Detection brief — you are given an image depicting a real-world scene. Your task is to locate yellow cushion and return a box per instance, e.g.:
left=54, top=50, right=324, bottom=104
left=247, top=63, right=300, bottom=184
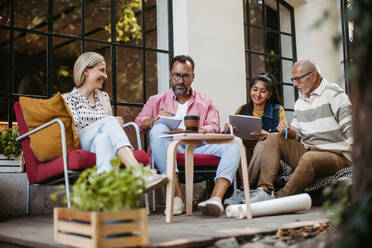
left=19, top=93, right=80, bottom=162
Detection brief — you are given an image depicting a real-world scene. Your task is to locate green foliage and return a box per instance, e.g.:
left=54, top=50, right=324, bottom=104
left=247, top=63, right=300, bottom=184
left=51, top=158, right=151, bottom=211
left=104, top=0, right=143, bottom=43
left=332, top=193, right=372, bottom=248
left=322, top=181, right=352, bottom=226
left=0, top=128, right=22, bottom=159
left=69, top=158, right=147, bottom=211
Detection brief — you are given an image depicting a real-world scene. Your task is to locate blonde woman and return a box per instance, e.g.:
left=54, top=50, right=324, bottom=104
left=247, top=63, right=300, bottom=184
left=63, top=52, right=167, bottom=191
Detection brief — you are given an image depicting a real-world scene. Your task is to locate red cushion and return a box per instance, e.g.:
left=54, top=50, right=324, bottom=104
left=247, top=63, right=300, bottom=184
left=35, top=150, right=149, bottom=183
left=35, top=149, right=96, bottom=183
left=14, top=102, right=150, bottom=184
left=176, top=153, right=220, bottom=167
left=133, top=150, right=150, bottom=165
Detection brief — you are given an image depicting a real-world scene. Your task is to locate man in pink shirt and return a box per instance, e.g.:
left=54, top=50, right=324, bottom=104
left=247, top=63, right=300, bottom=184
left=135, top=55, right=241, bottom=217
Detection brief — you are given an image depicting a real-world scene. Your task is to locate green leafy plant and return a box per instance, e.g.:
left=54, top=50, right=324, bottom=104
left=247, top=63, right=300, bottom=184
left=322, top=181, right=352, bottom=226
left=0, top=127, right=22, bottom=159
left=52, top=158, right=150, bottom=211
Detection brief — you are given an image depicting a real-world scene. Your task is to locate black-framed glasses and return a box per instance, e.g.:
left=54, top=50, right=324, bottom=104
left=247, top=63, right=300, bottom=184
left=290, top=71, right=313, bottom=83
left=171, top=73, right=193, bottom=82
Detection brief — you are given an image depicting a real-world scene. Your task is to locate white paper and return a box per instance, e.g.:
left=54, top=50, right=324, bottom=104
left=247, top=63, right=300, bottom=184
left=158, top=133, right=202, bottom=138
left=226, top=193, right=312, bottom=218
left=158, top=116, right=182, bottom=130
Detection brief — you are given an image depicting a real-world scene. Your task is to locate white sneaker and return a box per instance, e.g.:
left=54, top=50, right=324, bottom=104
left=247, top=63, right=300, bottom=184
left=164, top=196, right=185, bottom=216
left=197, top=197, right=224, bottom=217
left=250, top=187, right=275, bottom=203
left=223, top=189, right=245, bottom=205
left=143, top=170, right=168, bottom=192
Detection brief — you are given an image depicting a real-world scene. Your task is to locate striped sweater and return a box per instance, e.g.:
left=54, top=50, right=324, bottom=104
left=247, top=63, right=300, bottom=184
left=291, top=78, right=352, bottom=161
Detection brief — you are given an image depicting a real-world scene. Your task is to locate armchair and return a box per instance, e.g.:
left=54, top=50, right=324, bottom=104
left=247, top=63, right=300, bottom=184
left=14, top=102, right=150, bottom=214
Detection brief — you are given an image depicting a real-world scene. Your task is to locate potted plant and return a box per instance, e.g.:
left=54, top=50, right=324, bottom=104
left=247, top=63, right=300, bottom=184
left=53, top=158, right=149, bottom=248
left=0, top=127, right=23, bottom=172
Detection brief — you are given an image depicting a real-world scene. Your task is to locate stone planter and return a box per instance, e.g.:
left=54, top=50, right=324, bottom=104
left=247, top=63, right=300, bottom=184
left=54, top=207, right=148, bottom=248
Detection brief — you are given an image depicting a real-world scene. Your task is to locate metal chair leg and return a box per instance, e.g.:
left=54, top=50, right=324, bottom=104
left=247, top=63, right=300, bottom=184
left=151, top=157, right=156, bottom=212
left=233, top=175, right=238, bottom=204
left=26, top=181, right=30, bottom=214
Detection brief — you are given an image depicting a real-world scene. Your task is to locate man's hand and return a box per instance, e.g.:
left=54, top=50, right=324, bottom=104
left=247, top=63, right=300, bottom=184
left=277, top=120, right=296, bottom=139
left=115, top=116, right=124, bottom=126
left=198, top=128, right=206, bottom=134
left=155, top=109, right=174, bottom=120
left=141, top=109, right=175, bottom=131
left=222, top=123, right=236, bottom=134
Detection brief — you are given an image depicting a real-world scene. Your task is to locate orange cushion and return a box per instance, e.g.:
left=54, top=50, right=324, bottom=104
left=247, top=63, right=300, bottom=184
left=19, top=93, right=80, bottom=162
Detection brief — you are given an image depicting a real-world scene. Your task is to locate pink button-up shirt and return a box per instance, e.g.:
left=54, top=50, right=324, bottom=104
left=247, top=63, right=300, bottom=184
left=135, top=89, right=220, bottom=133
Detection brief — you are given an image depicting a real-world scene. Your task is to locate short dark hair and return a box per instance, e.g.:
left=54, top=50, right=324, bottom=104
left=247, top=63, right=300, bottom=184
left=170, top=55, right=195, bottom=72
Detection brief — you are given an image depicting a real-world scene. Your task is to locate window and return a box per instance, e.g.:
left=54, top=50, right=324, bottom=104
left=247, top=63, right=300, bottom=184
left=0, top=0, right=173, bottom=127
left=244, top=0, right=296, bottom=121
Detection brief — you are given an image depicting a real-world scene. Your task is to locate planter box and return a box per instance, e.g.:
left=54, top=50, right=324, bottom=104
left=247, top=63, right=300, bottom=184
left=0, top=154, right=24, bottom=173
left=54, top=207, right=148, bottom=248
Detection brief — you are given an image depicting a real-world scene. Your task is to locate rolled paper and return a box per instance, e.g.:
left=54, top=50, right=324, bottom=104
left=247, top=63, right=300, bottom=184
left=226, top=193, right=312, bottom=218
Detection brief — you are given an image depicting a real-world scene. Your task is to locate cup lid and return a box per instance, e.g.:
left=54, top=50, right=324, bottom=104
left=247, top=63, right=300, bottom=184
left=184, top=115, right=200, bottom=120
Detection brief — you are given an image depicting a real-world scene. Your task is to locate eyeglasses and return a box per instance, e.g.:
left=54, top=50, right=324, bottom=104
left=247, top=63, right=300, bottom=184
left=290, top=71, right=313, bottom=83
left=171, top=73, right=193, bottom=82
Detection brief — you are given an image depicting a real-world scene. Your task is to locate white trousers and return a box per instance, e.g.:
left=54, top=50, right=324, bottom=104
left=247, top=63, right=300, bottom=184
left=78, top=116, right=133, bottom=174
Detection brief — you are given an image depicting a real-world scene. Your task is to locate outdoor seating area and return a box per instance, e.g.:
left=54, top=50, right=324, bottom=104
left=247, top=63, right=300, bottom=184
left=1, top=0, right=367, bottom=247
left=0, top=97, right=352, bottom=247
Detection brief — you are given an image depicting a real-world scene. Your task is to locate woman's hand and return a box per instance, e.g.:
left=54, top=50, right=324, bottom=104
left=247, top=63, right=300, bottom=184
left=251, top=129, right=269, bottom=140
left=115, top=116, right=124, bottom=126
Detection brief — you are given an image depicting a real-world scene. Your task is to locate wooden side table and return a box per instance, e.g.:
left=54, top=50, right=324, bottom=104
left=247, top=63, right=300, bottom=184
left=164, top=134, right=252, bottom=223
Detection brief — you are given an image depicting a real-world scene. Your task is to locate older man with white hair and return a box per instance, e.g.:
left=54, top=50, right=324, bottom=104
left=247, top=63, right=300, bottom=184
left=249, top=59, right=353, bottom=202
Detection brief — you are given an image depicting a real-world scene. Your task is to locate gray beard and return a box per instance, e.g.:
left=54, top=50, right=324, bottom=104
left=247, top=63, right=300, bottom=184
left=172, top=83, right=189, bottom=96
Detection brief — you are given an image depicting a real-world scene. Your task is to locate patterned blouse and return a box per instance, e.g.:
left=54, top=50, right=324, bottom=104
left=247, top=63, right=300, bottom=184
left=62, top=87, right=111, bottom=133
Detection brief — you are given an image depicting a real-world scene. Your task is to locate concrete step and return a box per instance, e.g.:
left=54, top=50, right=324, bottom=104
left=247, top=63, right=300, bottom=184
left=0, top=172, right=209, bottom=218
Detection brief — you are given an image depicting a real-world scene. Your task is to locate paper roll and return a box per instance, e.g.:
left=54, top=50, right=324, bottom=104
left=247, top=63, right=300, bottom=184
left=226, top=193, right=312, bottom=218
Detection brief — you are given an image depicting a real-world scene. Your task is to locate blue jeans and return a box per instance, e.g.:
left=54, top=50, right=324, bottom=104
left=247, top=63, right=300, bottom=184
left=79, top=116, right=133, bottom=174
left=150, top=122, right=241, bottom=183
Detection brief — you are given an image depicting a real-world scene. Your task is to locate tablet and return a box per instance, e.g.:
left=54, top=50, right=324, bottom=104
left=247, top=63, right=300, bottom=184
left=158, top=116, right=182, bottom=130
left=229, top=114, right=262, bottom=140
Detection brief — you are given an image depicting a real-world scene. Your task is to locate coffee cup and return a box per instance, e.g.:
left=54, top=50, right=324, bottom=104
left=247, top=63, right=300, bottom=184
left=184, top=115, right=200, bottom=132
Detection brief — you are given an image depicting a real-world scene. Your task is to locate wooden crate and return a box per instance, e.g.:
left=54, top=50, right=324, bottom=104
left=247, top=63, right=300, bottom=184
left=0, top=154, right=24, bottom=173
left=54, top=207, right=148, bottom=248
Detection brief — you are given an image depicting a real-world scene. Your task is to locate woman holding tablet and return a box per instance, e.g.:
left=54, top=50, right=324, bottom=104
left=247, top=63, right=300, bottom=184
left=224, top=73, right=286, bottom=204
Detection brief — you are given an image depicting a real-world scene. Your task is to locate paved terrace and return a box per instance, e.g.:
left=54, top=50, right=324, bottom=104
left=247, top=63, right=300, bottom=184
left=0, top=172, right=330, bottom=247
left=0, top=207, right=330, bottom=248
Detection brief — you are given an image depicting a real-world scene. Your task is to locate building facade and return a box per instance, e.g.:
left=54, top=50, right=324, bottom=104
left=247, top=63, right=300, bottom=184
left=0, top=0, right=350, bottom=129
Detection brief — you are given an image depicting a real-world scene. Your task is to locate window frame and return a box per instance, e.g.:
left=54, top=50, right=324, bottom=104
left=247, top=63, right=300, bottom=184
left=244, top=0, right=297, bottom=116
left=0, top=0, right=174, bottom=127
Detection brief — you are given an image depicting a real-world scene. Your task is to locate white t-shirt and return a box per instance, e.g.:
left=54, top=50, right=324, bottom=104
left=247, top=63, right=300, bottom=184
left=174, top=101, right=189, bottom=129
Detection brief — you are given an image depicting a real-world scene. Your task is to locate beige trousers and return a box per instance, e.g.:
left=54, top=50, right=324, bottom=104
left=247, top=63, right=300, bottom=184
left=238, top=140, right=265, bottom=188
left=256, top=133, right=352, bottom=198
